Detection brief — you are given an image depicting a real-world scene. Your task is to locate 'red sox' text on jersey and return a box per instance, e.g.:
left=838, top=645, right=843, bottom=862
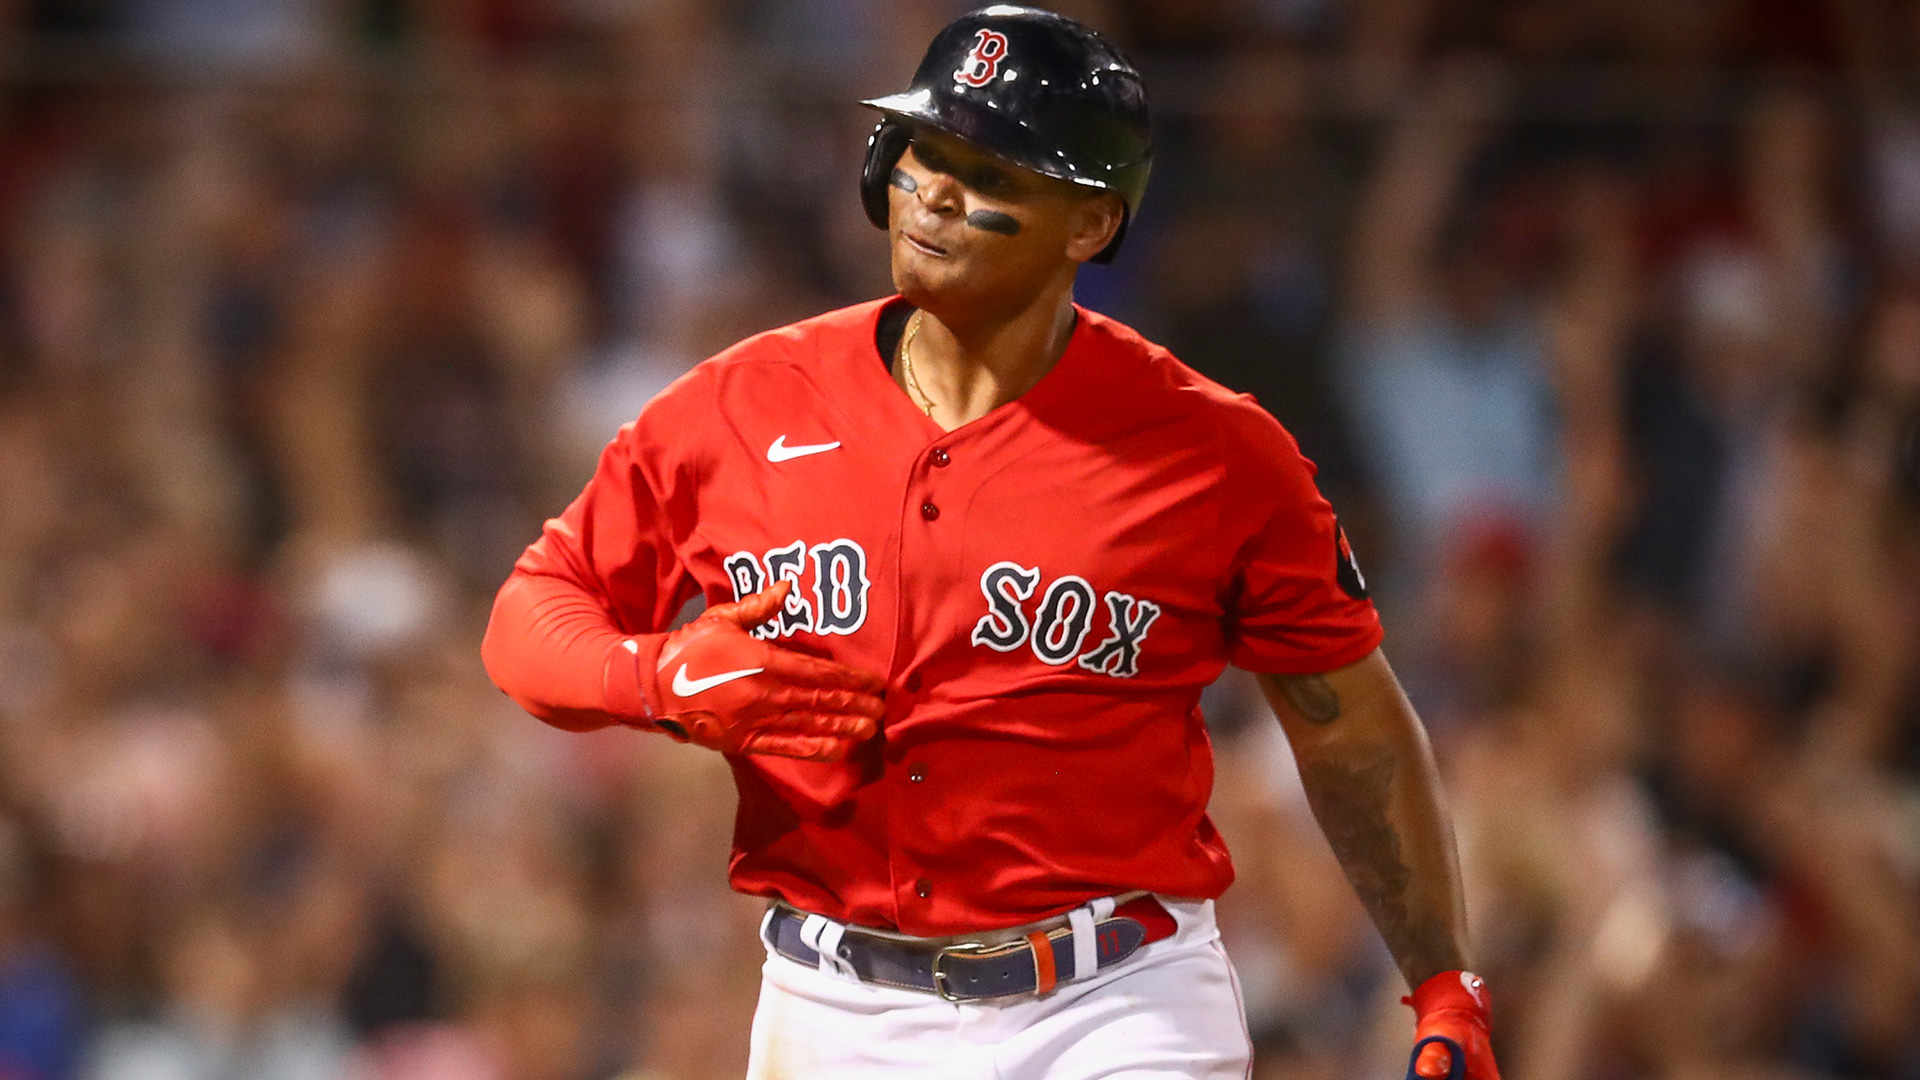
left=482, top=297, right=1382, bottom=937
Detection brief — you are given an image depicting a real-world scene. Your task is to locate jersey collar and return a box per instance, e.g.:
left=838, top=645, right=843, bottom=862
left=847, top=296, right=1107, bottom=446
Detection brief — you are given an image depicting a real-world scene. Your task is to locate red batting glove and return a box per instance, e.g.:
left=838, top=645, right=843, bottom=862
left=640, top=581, right=887, bottom=761
left=1404, top=971, right=1501, bottom=1080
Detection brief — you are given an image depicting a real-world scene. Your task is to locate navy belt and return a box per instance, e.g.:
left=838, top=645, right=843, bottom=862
left=762, top=896, right=1176, bottom=1001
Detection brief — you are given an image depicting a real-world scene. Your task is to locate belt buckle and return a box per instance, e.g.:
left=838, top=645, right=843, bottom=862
left=930, top=940, right=991, bottom=1002
left=931, top=937, right=1039, bottom=1002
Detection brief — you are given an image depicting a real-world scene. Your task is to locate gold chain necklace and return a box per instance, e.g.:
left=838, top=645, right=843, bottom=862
left=899, top=310, right=935, bottom=417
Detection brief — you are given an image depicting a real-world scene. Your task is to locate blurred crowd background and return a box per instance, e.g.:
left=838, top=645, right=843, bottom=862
left=0, top=0, right=1918, bottom=1078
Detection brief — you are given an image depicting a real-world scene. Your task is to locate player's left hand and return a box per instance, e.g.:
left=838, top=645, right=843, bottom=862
left=1404, top=970, right=1501, bottom=1080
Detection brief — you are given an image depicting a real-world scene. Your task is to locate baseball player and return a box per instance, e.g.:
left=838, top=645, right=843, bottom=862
left=483, top=8, right=1500, bottom=1079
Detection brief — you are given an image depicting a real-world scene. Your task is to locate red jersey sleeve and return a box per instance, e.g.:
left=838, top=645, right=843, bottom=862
left=481, top=377, right=703, bottom=730
left=1221, top=406, right=1383, bottom=675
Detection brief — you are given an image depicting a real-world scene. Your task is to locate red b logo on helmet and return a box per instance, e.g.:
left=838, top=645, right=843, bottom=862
left=955, top=29, right=1009, bottom=87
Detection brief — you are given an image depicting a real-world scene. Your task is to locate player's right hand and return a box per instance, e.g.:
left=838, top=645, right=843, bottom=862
left=1404, top=971, right=1501, bottom=1080
left=641, top=581, right=886, bottom=761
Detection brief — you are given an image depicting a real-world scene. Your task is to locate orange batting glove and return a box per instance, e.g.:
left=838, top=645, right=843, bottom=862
left=1404, top=971, right=1500, bottom=1080
left=639, top=581, right=886, bottom=761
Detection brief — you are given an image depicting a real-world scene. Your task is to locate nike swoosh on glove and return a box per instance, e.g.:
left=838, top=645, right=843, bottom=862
left=637, top=581, right=886, bottom=761
left=1404, top=971, right=1501, bottom=1080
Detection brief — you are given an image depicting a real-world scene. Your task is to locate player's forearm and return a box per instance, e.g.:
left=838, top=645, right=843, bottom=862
left=1297, top=722, right=1469, bottom=987
left=482, top=569, right=658, bottom=732
left=1257, top=651, right=1470, bottom=988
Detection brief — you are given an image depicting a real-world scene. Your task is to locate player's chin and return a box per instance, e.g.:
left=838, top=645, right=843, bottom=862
left=900, top=242, right=1005, bottom=294
left=890, top=255, right=967, bottom=308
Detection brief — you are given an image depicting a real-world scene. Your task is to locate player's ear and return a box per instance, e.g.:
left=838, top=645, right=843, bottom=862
left=1064, top=192, right=1125, bottom=264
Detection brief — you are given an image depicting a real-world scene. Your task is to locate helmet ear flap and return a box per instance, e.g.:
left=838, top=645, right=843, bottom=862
left=860, top=120, right=913, bottom=230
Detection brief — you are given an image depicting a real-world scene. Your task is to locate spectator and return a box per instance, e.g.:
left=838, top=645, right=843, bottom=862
left=0, top=819, right=84, bottom=1080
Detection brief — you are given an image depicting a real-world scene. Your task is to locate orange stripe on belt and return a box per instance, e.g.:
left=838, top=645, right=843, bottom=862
left=1026, top=930, right=1057, bottom=995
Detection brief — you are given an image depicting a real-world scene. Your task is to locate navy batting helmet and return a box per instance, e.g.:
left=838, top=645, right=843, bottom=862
left=858, top=5, right=1152, bottom=264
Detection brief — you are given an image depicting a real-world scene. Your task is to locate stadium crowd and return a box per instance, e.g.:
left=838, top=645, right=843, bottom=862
left=0, top=0, right=1917, bottom=1078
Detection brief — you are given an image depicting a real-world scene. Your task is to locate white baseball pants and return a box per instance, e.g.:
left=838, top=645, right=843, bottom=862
left=744, top=898, right=1253, bottom=1080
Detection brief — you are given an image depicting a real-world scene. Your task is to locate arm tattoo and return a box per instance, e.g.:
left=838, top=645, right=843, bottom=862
left=1279, top=673, right=1341, bottom=724
left=1299, top=750, right=1460, bottom=984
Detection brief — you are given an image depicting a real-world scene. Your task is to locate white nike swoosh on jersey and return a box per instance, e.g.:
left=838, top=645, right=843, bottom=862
left=767, top=435, right=842, bottom=462
left=671, top=663, right=765, bottom=696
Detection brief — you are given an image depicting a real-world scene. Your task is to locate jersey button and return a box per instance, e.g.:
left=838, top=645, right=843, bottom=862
left=915, top=878, right=932, bottom=898
left=905, top=672, right=923, bottom=692
left=920, top=501, right=939, bottom=521
left=908, top=764, right=926, bottom=783
left=929, top=448, right=950, bottom=467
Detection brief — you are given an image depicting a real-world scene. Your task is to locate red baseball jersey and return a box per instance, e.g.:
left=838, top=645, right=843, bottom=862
left=483, top=297, right=1381, bottom=935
